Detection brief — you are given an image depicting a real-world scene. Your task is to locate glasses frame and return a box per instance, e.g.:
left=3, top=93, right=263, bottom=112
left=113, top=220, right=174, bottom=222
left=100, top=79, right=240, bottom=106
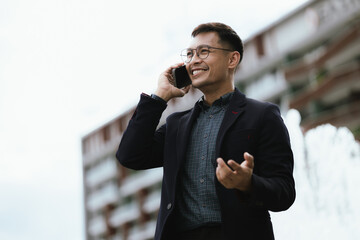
left=180, top=44, right=234, bottom=63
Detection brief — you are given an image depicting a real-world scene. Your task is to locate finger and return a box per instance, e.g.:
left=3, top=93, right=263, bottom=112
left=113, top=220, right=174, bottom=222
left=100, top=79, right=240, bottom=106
left=172, top=62, right=185, bottom=68
left=217, top=158, right=234, bottom=177
left=183, top=85, right=191, bottom=92
left=216, top=160, right=223, bottom=180
left=217, top=158, right=230, bottom=170
left=227, top=160, right=241, bottom=171
left=166, top=62, right=185, bottom=74
left=243, top=152, right=254, bottom=169
left=164, top=72, right=174, bottom=83
left=179, top=86, right=190, bottom=95
left=216, top=158, right=226, bottom=172
left=216, top=160, right=231, bottom=184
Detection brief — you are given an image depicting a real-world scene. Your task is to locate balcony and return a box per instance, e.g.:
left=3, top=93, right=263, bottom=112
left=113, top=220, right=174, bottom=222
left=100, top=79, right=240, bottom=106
left=88, top=215, right=106, bottom=237
left=119, top=168, right=162, bottom=198
left=110, top=202, right=140, bottom=227
left=128, top=220, right=157, bottom=240
left=143, top=190, right=161, bottom=214
left=86, top=156, right=118, bottom=188
left=289, top=63, right=360, bottom=109
left=87, top=182, right=119, bottom=212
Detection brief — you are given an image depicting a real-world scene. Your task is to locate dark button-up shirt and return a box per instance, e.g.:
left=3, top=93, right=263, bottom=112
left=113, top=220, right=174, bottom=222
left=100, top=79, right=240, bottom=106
left=174, top=91, right=234, bottom=232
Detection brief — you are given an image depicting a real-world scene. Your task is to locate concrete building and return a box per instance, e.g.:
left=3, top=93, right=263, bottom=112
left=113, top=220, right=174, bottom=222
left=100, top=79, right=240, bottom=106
left=235, top=0, right=360, bottom=135
left=81, top=89, right=202, bottom=240
left=81, top=0, right=360, bottom=239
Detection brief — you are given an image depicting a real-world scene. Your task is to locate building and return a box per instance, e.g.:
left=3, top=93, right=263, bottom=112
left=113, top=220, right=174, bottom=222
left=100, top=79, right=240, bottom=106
left=81, top=0, right=360, bottom=239
left=81, top=89, right=202, bottom=240
left=235, top=0, right=360, bottom=135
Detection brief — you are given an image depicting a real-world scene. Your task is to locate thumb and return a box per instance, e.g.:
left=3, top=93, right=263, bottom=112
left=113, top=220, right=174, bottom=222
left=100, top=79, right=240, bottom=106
left=243, top=152, right=254, bottom=169
left=179, top=85, right=191, bottom=96
left=216, top=157, right=225, bottom=167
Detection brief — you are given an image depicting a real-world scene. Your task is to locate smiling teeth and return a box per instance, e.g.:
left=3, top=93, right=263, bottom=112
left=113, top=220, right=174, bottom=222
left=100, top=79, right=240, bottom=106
left=192, top=70, right=206, bottom=75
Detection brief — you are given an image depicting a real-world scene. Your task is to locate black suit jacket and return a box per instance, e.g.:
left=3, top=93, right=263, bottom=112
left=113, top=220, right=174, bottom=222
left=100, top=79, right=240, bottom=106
left=117, top=88, right=295, bottom=240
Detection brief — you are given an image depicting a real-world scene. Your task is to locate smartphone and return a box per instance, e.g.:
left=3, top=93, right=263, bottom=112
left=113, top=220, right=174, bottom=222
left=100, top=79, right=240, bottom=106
left=172, top=65, right=192, bottom=88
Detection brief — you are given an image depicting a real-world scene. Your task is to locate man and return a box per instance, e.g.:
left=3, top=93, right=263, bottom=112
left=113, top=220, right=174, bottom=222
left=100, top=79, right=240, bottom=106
left=116, top=22, right=295, bottom=240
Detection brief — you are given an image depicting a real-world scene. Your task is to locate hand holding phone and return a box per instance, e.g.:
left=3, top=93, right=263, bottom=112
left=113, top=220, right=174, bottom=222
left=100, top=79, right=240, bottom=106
left=172, top=65, right=192, bottom=88
left=154, top=64, right=191, bottom=102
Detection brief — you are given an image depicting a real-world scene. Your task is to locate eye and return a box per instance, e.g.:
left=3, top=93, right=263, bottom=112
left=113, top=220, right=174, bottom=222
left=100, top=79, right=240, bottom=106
left=199, top=47, right=210, bottom=56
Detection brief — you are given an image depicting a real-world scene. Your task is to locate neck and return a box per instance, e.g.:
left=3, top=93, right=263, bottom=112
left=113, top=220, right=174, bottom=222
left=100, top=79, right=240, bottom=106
left=202, top=82, right=235, bottom=106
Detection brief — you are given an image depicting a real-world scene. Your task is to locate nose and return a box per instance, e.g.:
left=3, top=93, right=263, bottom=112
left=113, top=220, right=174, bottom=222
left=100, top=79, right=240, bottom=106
left=189, top=50, right=202, bottom=64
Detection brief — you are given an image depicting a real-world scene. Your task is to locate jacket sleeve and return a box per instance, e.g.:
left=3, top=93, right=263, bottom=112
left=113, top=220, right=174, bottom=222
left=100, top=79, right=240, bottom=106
left=247, top=104, right=296, bottom=212
left=116, top=93, right=167, bottom=170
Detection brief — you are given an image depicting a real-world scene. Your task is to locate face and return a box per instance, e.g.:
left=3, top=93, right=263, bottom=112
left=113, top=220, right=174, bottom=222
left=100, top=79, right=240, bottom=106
left=185, top=32, right=233, bottom=91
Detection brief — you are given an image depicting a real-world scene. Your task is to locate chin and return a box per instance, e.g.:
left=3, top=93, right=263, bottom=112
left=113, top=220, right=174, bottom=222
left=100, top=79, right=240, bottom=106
left=190, top=79, right=204, bottom=89
left=191, top=79, right=212, bottom=91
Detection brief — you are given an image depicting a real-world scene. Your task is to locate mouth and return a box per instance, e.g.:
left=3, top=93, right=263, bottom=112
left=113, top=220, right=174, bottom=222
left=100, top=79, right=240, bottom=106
left=191, top=68, right=208, bottom=77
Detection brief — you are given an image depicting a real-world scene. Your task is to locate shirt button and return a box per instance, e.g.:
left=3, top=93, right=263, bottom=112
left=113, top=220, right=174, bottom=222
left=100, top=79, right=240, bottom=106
left=204, top=134, right=208, bottom=138
left=167, top=203, right=172, bottom=210
left=200, top=178, right=204, bottom=183
left=209, top=115, right=213, bottom=118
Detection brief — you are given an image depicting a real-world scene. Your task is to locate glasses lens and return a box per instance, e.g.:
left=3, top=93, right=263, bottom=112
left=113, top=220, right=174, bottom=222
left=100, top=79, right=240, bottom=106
left=197, top=46, right=210, bottom=59
left=181, top=49, right=193, bottom=63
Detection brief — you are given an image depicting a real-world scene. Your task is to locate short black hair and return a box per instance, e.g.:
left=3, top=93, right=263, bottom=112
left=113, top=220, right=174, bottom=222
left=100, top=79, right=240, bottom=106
left=192, top=22, right=244, bottom=62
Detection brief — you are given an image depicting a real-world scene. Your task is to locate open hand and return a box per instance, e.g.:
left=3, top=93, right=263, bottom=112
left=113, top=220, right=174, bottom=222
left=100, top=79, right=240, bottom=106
left=216, top=152, right=254, bottom=191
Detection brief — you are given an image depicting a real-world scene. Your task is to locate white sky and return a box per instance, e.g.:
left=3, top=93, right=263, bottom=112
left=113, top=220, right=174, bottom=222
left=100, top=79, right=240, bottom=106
left=0, top=0, right=308, bottom=239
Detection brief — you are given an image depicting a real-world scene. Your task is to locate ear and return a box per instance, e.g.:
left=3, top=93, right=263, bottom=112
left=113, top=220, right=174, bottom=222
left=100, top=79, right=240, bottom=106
left=228, top=51, right=241, bottom=69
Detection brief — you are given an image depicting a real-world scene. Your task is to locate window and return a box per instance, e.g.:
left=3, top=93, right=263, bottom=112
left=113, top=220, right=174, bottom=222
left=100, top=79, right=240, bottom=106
left=255, top=34, right=265, bottom=57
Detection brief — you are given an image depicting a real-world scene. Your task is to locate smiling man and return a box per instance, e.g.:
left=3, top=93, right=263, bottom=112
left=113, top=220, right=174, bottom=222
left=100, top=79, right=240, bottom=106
left=117, top=22, right=295, bottom=240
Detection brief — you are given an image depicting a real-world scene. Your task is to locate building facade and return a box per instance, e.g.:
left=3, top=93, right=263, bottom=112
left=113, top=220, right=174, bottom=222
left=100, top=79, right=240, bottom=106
left=82, top=0, right=360, bottom=239
left=235, top=0, right=360, bottom=135
left=82, top=89, right=202, bottom=240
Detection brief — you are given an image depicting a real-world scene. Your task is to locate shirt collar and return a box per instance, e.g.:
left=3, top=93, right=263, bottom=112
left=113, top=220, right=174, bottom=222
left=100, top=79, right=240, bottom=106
left=197, top=91, right=234, bottom=110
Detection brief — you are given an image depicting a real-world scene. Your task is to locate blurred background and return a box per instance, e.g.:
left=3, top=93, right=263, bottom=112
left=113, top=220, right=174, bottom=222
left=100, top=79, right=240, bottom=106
left=1, top=0, right=360, bottom=239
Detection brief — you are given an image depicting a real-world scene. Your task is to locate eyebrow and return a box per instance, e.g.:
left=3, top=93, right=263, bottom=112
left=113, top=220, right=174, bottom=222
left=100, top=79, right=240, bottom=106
left=186, top=44, right=210, bottom=50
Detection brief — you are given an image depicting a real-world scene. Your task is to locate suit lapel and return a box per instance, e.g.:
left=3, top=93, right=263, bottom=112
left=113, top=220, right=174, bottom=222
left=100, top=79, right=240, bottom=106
left=216, top=89, right=246, bottom=156
left=175, top=89, right=247, bottom=164
left=176, top=103, right=201, bottom=168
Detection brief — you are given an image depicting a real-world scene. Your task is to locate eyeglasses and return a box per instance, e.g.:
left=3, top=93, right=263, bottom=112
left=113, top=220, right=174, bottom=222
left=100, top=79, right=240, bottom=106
left=180, top=44, right=234, bottom=63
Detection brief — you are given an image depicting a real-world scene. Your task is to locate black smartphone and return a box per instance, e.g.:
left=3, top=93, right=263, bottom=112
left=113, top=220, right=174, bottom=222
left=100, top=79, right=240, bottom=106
left=172, top=65, right=192, bottom=88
